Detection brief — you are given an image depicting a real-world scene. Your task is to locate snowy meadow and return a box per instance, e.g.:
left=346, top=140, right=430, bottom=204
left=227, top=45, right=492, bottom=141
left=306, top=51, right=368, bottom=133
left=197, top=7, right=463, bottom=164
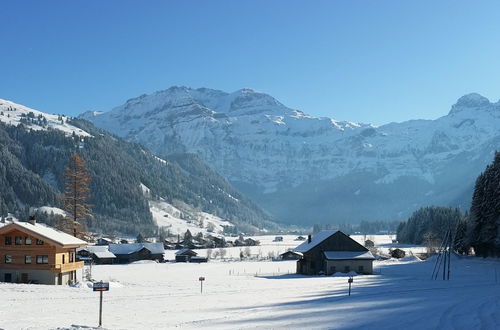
left=1, top=237, right=499, bottom=329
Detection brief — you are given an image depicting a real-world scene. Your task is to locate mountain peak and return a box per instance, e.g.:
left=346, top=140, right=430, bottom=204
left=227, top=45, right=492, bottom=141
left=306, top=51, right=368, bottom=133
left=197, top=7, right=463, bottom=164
left=449, top=93, right=491, bottom=115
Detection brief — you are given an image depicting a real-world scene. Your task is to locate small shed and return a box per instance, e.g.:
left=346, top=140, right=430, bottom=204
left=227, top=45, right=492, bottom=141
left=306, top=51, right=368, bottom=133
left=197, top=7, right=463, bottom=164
left=273, top=236, right=283, bottom=242
left=280, top=251, right=303, bottom=260
left=175, top=248, right=197, bottom=262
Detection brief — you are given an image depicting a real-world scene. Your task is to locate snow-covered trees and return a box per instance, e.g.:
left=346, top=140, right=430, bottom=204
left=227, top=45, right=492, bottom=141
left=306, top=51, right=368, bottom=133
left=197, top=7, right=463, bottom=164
left=397, top=206, right=462, bottom=245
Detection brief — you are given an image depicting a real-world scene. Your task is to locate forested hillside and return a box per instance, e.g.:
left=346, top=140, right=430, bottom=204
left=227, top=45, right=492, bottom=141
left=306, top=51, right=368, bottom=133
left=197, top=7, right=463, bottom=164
left=0, top=119, right=279, bottom=235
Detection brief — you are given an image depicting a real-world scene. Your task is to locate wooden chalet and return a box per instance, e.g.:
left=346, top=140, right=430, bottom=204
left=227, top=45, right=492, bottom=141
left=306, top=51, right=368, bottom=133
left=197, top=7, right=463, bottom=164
left=0, top=219, right=87, bottom=285
left=175, top=248, right=197, bottom=262
left=294, top=231, right=375, bottom=275
left=108, top=243, right=164, bottom=263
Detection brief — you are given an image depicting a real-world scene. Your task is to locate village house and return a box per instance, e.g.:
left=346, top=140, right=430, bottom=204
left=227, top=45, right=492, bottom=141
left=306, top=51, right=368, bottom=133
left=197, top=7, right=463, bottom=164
left=0, top=219, right=87, bottom=285
left=108, top=243, right=164, bottom=263
left=294, top=230, right=375, bottom=275
left=77, top=245, right=116, bottom=264
left=175, top=248, right=197, bottom=262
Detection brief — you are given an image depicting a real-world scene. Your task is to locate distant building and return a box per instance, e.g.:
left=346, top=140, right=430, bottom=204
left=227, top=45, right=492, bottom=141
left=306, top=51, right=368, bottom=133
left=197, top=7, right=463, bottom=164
left=0, top=219, right=87, bottom=284
left=295, top=236, right=306, bottom=241
left=280, top=250, right=303, bottom=260
left=108, top=243, right=164, bottom=263
left=294, top=231, right=375, bottom=275
left=77, top=245, right=116, bottom=264
left=175, top=248, right=197, bottom=262
left=96, top=237, right=114, bottom=246
left=273, top=236, right=283, bottom=242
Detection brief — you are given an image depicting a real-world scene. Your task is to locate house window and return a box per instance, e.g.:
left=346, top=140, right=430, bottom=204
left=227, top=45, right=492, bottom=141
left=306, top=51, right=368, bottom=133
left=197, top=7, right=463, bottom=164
left=25, top=237, right=32, bottom=245
left=5, top=255, right=12, bottom=263
left=69, top=252, right=74, bottom=263
left=15, top=236, right=22, bottom=245
left=36, top=255, right=48, bottom=264
left=36, top=239, right=44, bottom=245
left=330, top=266, right=336, bottom=273
left=25, top=255, right=32, bottom=264
left=4, top=237, right=12, bottom=245
left=358, top=265, right=364, bottom=273
left=62, top=255, right=65, bottom=264
left=344, top=266, right=350, bottom=273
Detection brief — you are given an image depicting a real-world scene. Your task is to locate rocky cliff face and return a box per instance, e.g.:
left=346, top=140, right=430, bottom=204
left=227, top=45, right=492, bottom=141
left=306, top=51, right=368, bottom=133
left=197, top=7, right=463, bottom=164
left=81, top=87, right=500, bottom=224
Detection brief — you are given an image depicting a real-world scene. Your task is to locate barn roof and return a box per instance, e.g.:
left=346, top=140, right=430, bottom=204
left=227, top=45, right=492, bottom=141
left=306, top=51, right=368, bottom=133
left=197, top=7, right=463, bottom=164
left=323, top=251, right=375, bottom=260
left=294, top=230, right=338, bottom=253
left=109, top=243, right=164, bottom=255
left=0, top=221, right=87, bottom=247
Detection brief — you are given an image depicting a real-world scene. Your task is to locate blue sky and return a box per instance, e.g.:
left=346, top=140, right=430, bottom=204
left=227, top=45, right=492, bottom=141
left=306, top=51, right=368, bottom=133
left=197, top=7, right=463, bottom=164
left=1, top=0, right=500, bottom=125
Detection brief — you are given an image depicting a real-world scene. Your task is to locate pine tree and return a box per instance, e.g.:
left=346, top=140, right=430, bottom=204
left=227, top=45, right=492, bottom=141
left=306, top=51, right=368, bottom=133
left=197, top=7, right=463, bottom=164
left=62, top=153, right=92, bottom=237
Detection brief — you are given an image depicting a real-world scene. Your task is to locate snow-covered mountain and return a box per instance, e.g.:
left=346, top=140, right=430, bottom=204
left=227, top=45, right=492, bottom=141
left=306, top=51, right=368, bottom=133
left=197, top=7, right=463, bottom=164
left=81, top=87, right=500, bottom=224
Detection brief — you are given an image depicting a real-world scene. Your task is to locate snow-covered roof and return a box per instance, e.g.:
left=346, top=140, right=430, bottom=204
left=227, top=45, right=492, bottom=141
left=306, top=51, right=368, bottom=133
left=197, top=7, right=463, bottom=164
left=280, top=251, right=303, bottom=256
left=0, top=221, right=87, bottom=247
left=77, top=245, right=110, bottom=253
left=175, top=248, right=197, bottom=256
left=93, top=251, right=116, bottom=259
left=108, top=243, right=164, bottom=255
left=323, top=251, right=375, bottom=260
left=294, top=230, right=338, bottom=253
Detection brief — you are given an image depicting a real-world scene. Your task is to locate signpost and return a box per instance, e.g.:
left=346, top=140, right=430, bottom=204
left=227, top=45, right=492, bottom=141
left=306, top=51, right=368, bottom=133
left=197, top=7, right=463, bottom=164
left=93, top=281, right=110, bottom=327
left=348, top=277, right=353, bottom=296
left=199, top=276, right=205, bottom=294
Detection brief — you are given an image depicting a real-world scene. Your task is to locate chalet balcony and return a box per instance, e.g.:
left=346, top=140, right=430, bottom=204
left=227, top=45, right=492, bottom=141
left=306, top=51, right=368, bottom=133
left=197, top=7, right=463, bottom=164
left=50, top=261, right=84, bottom=273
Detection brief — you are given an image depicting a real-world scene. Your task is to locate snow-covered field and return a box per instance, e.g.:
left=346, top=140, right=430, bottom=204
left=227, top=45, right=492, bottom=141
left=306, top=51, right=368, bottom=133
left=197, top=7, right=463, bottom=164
left=1, top=248, right=500, bottom=329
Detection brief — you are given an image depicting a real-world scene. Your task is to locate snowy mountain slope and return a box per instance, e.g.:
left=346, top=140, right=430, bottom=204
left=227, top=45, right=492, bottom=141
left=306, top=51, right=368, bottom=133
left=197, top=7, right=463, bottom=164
left=0, top=98, right=279, bottom=234
left=0, top=98, right=91, bottom=137
left=81, top=88, right=500, bottom=224
left=141, top=181, right=233, bottom=236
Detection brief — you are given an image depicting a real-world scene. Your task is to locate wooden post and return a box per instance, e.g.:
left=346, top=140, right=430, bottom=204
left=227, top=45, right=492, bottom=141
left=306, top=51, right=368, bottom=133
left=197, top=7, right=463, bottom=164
left=99, top=290, right=103, bottom=327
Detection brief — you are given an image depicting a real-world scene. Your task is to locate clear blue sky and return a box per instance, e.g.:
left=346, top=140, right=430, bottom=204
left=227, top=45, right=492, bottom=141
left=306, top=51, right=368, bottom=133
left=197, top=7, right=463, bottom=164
left=1, top=0, right=500, bottom=125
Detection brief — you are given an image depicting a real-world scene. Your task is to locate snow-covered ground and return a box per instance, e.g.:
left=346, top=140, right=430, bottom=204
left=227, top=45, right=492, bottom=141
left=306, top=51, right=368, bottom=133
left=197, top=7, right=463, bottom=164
left=1, top=234, right=500, bottom=329
left=1, top=255, right=500, bottom=329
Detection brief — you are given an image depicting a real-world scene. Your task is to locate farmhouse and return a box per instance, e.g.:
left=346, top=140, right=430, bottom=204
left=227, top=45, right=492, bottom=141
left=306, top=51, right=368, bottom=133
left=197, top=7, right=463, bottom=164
left=108, top=243, right=164, bottom=263
left=0, top=219, right=87, bottom=284
left=294, top=230, right=375, bottom=275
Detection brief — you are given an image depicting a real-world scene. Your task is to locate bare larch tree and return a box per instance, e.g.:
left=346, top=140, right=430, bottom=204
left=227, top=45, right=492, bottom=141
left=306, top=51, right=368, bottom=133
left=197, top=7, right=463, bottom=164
left=62, top=153, right=91, bottom=237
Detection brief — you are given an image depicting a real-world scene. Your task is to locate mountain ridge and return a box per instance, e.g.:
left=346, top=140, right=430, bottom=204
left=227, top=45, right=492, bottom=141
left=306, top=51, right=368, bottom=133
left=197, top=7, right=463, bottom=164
left=79, top=87, right=500, bottom=225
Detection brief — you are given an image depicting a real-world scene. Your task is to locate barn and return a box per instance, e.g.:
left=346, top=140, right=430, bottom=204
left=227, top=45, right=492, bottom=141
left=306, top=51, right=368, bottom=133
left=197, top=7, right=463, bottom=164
left=294, top=230, right=375, bottom=275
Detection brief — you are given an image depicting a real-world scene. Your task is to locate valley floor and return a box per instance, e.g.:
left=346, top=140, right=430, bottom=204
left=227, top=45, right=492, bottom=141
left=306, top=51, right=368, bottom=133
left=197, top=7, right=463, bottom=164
left=1, top=255, right=500, bottom=329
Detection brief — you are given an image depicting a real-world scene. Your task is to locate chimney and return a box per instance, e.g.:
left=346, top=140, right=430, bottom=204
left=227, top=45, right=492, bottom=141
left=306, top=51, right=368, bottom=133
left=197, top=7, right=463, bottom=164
left=308, top=234, right=311, bottom=243
left=28, top=215, right=36, bottom=225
